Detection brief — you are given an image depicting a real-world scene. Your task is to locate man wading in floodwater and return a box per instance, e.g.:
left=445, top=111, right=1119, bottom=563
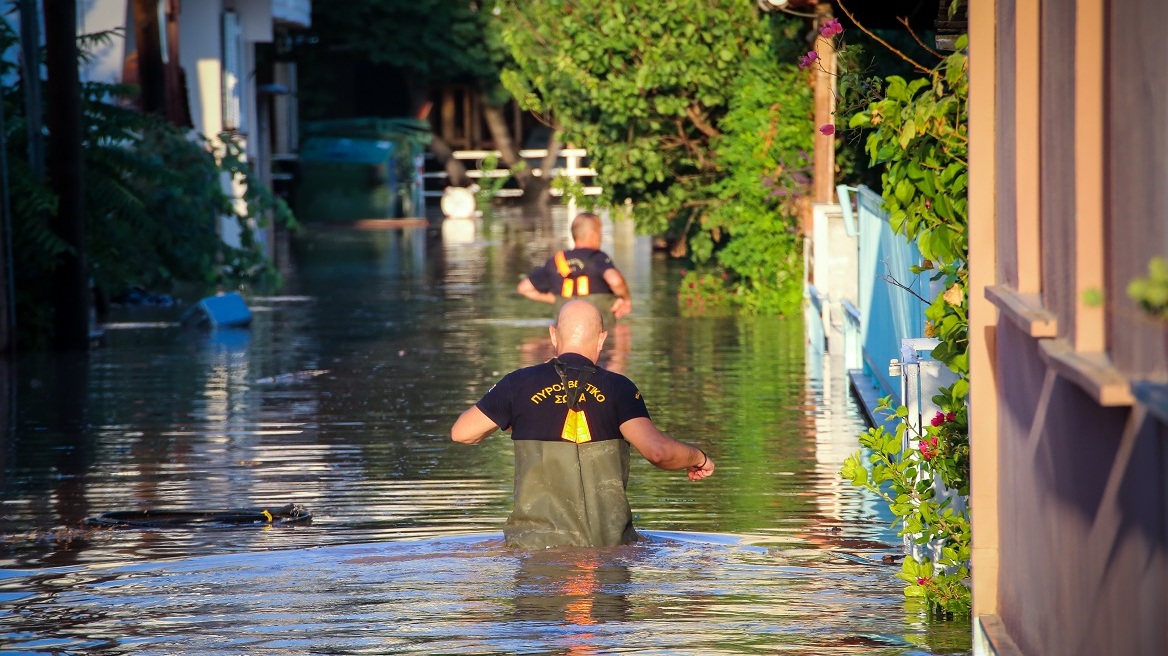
left=517, top=212, right=633, bottom=329
left=451, top=300, right=715, bottom=548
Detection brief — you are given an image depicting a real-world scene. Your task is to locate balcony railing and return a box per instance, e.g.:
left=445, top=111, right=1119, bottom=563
left=422, top=149, right=599, bottom=199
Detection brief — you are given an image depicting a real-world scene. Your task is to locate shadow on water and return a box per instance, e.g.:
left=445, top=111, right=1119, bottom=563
left=0, top=206, right=971, bottom=654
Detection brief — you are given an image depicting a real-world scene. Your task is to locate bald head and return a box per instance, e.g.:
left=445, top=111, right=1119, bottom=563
left=570, top=213, right=602, bottom=248
left=551, top=300, right=607, bottom=362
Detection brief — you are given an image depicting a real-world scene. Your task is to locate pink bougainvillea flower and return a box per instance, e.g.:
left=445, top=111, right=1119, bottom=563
left=798, top=50, right=819, bottom=69
left=919, top=436, right=939, bottom=459
left=819, top=124, right=836, bottom=136
left=820, top=18, right=843, bottom=37
left=919, top=441, right=933, bottom=459
left=931, top=411, right=945, bottom=427
left=946, top=411, right=956, bottom=422
left=917, top=576, right=930, bottom=585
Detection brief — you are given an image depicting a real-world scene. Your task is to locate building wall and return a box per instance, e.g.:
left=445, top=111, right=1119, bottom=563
left=1106, top=0, right=1168, bottom=378
left=972, top=0, right=1168, bottom=653
left=178, top=0, right=224, bottom=139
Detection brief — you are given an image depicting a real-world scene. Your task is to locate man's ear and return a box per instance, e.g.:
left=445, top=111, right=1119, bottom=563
left=597, top=330, right=608, bottom=353
left=549, top=325, right=559, bottom=350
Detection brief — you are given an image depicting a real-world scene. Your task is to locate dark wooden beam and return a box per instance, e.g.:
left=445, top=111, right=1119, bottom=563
left=43, top=0, right=89, bottom=350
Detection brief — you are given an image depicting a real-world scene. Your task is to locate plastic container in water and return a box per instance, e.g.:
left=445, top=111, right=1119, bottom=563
left=293, top=117, right=432, bottom=223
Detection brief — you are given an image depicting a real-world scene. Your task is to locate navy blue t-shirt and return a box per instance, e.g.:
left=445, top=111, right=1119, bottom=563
left=476, top=352, right=650, bottom=442
left=526, top=248, right=617, bottom=296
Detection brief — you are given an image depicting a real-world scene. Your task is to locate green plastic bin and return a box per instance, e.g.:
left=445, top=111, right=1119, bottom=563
left=293, top=117, right=432, bottom=223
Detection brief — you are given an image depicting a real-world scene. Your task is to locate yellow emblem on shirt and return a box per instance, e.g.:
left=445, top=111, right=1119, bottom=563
left=561, top=408, right=593, bottom=444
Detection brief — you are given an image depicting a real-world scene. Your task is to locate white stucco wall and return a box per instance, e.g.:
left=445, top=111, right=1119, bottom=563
left=178, top=0, right=224, bottom=139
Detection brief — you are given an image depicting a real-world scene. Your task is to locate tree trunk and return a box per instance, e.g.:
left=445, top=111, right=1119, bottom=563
left=404, top=78, right=469, bottom=189
left=481, top=97, right=529, bottom=188
left=524, top=130, right=562, bottom=207
left=44, top=0, right=89, bottom=351
left=428, top=134, right=470, bottom=187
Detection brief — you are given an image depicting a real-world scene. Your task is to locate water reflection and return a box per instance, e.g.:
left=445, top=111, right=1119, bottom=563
left=0, top=532, right=970, bottom=655
left=0, top=207, right=971, bottom=654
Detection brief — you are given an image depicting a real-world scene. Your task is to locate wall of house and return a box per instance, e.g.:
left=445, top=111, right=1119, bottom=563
left=972, top=0, right=1168, bottom=654
left=178, top=0, right=223, bottom=139
left=995, top=320, right=1166, bottom=654
left=1106, top=0, right=1168, bottom=379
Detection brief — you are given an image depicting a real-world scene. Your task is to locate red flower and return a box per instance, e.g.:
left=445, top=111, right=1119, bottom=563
left=930, top=411, right=944, bottom=427
left=689, top=282, right=695, bottom=289
left=916, top=576, right=930, bottom=585
left=946, top=412, right=956, bottom=422
left=819, top=124, right=836, bottom=136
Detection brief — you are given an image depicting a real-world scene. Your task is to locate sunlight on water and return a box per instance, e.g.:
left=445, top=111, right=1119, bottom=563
left=2, top=532, right=957, bottom=655
left=0, top=207, right=971, bottom=654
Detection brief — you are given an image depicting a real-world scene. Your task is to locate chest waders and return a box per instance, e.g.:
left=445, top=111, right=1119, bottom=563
left=553, top=357, right=597, bottom=527
left=504, top=360, right=637, bottom=549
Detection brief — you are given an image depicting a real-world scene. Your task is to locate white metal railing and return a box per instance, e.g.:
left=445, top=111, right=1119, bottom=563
left=422, top=148, right=601, bottom=199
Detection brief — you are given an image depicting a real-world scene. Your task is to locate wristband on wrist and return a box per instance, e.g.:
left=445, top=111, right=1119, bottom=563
left=695, top=448, right=708, bottom=469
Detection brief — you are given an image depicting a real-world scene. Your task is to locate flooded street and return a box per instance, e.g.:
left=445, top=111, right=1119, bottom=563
left=0, top=207, right=971, bottom=654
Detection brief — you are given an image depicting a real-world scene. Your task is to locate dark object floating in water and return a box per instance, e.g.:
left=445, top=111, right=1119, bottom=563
left=83, top=503, right=312, bottom=528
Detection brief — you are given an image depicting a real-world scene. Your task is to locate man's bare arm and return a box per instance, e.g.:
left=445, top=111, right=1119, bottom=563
left=451, top=406, right=501, bottom=444
left=517, top=277, right=556, bottom=304
left=602, top=268, right=632, bottom=318
left=620, top=417, right=714, bottom=481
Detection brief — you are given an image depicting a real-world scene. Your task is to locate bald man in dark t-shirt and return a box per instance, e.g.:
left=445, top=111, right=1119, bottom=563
left=451, top=300, right=715, bottom=548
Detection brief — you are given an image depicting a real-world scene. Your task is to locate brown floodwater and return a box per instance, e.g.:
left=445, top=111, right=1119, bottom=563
left=0, top=207, right=971, bottom=654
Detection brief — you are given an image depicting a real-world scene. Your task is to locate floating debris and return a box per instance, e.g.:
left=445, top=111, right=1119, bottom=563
left=83, top=503, right=313, bottom=528
left=254, top=369, right=330, bottom=384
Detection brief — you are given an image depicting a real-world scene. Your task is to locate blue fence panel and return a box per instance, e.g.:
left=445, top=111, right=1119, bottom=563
left=848, top=186, right=929, bottom=405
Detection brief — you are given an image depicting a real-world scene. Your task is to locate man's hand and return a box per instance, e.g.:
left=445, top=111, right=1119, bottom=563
left=611, top=296, right=632, bottom=318
left=602, top=269, right=632, bottom=317
left=688, top=453, right=715, bottom=481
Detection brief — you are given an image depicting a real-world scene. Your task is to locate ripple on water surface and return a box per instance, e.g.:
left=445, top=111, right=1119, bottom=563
left=0, top=531, right=969, bottom=655
left=0, top=212, right=971, bottom=654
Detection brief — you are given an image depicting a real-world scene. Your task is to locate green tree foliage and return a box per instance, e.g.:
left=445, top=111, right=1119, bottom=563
left=499, top=1, right=766, bottom=235
left=307, top=0, right=503, bottom=82
left=299, top=0, right=508, bottom=114
left=703, top=49, right=811, bottom=315
left=2, top=23, right=292, bottom=348
left=499, top=3, right=812, bottom=315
